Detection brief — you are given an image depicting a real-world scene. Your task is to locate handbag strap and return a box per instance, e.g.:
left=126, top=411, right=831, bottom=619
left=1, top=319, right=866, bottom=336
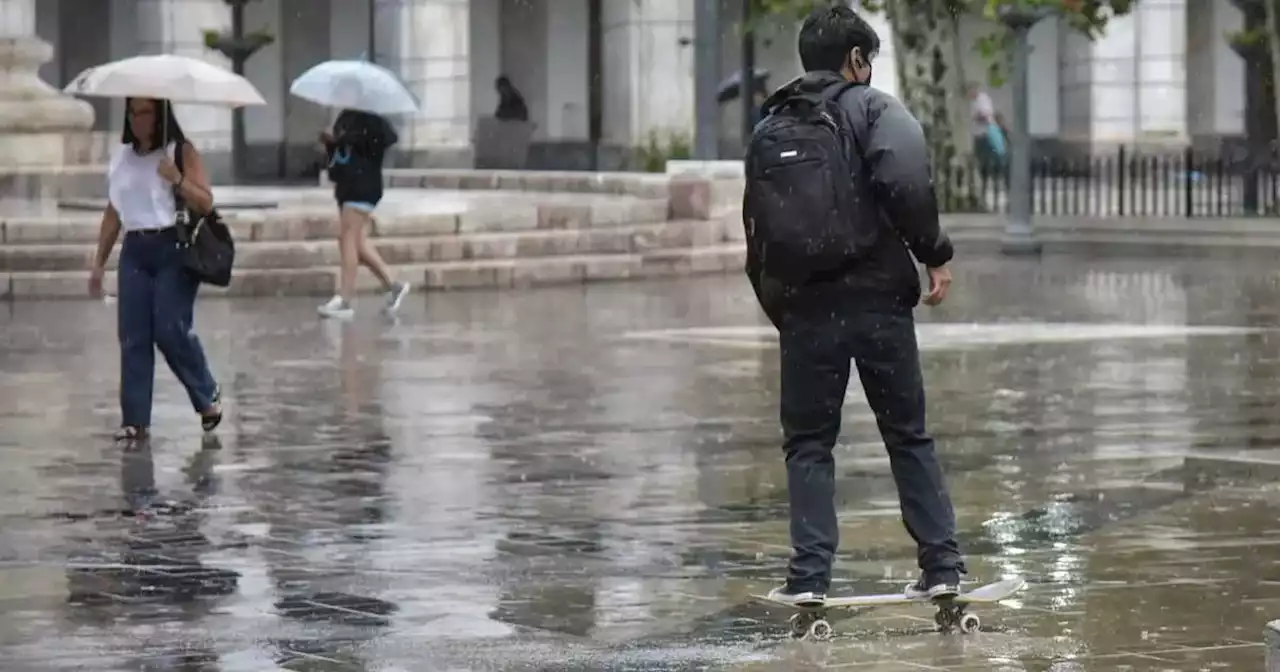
left=171, top=141, right=189, bottom=216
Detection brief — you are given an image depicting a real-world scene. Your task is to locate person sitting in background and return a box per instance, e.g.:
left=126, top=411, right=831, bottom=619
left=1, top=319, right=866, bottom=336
left=494, top=75, right=529, bottom=122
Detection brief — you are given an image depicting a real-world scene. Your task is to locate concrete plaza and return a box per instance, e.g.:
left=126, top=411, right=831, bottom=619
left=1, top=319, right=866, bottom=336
left=1, top=255, right=1279, bottom=670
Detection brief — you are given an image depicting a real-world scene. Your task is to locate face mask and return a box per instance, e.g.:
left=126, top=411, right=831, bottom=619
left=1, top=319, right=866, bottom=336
left=848, top=51, right=874, bottom=85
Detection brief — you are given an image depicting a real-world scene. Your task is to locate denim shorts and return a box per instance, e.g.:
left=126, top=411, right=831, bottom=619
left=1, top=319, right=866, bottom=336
left=341, top=201, right=377, bottom=213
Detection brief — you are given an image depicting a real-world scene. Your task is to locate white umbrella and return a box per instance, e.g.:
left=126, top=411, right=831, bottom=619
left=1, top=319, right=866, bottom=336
left=64, top=54, right=266, bottom=107
left=289, top=60, right=419, bottom=115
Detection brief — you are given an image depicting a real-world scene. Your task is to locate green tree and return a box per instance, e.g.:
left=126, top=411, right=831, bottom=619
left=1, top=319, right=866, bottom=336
left=748, top=0, right=1137, bottom=181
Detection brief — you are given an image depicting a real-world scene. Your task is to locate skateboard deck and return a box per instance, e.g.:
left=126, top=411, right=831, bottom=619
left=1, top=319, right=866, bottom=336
left=750, top=578, right=1026, bottom=640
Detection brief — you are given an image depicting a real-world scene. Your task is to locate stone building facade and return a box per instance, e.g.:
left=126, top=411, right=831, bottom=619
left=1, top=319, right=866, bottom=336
left=2, top=0, right=1256, bottom=181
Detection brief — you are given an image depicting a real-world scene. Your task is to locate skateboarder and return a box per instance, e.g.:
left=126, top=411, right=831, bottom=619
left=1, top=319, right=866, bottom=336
left=742, top=5, right=966, bottom=607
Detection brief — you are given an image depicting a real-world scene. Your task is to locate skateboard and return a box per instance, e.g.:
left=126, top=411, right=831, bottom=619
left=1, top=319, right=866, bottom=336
left=750, top=577, right=1026, bottom=641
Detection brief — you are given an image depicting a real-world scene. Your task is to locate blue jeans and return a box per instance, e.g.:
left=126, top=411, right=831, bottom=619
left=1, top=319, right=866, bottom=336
left=778, top=309, right=964, bottom=593
left=117, top=228, right=218, bottom=428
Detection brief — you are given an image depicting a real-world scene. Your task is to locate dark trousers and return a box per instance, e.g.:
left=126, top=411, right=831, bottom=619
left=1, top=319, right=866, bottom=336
left=117, top=228, right=218, bottom=428
left=779, top=309, right=964, bottom=593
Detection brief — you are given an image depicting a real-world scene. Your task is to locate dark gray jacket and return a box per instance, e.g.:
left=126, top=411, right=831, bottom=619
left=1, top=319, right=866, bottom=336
left=745, top=72, right=953, bottom=323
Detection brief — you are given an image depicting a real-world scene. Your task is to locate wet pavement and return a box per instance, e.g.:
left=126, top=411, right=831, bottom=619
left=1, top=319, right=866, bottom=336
left=3, top=254, right=1280, bottom=671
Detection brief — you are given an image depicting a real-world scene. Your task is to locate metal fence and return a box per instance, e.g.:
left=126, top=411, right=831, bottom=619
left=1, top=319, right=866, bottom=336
left=935, top=147, right=1280, bottom=217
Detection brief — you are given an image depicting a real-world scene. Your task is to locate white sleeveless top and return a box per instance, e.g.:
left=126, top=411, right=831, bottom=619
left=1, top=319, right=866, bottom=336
left=107, top=142, right=178, bottom=232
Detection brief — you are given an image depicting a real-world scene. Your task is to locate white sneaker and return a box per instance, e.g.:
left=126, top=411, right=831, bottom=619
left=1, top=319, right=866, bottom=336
left=317, top=295, right=354, bottom=320
left=766, top=585, right=827, bottom=608
left=384, top=281, right=410, bottom=314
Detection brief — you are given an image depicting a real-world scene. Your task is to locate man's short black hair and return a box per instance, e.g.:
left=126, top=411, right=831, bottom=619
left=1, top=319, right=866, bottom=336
left=797, top=5, right=880, bottom=73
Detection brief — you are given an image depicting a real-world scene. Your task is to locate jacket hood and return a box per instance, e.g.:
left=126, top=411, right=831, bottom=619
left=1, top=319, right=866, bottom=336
left=761, top=71, right=848, bottom=114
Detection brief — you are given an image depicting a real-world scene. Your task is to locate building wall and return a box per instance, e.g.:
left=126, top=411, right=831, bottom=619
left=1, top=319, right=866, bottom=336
left=601, top=0, right=696, bottom=149
left=1187, top=0, right=1246, bottom=155
left=32, top=0, right=1256, bottom=176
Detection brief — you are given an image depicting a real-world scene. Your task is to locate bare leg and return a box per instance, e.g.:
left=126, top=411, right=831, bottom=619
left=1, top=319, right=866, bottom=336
left=356, top=216, right=394, bottom=291
left=338, top=205, right=361, bottom=300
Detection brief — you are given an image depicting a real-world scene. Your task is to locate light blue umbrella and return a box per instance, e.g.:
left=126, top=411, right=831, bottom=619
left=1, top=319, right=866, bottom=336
left=289, top=59, right=419, bottom=115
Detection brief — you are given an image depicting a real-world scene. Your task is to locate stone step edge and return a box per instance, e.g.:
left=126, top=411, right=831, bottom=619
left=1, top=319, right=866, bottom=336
left=3, top=245, right=748, bottom=299
left=383, top=169, right=674, bottom=199
left=1, top=221, right=734, bottom=272
left=0, top=210, right=680, bottom=246
left=0, top=218, right=722, bottom=257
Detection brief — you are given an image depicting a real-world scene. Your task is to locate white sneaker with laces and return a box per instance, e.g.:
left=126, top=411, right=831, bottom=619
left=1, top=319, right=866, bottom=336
left=766, top=585, right=827, bottom=608
left=317, top=295, right=355, bottom=320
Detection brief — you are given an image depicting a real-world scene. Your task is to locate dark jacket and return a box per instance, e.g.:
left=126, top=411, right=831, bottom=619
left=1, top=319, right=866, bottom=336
left=495, top=90, right=529, bottom=122
left=326, top=109, right=398, bottom=204
left=744, top=72, right=954, bottom=324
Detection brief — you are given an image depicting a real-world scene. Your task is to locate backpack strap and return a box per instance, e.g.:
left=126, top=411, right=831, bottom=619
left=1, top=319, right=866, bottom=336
left=821, top=80, right=871, bottom=158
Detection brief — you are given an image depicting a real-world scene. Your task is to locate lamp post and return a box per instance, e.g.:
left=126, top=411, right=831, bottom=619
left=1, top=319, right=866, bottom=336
left=694, top=0, right=722, bottom=160
left=995, top=5, right=1052, bottom=256
left=740, top=0, right=756, bottom=148
left=367, top=0, right=377, bottom=63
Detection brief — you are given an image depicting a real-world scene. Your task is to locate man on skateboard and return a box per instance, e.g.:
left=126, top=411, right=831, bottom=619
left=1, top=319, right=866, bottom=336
left=741, top=5, right=966, bottom=608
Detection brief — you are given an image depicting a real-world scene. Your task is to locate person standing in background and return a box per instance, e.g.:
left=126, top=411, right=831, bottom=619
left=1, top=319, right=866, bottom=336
left=968, top=83, right=1008, bottom=177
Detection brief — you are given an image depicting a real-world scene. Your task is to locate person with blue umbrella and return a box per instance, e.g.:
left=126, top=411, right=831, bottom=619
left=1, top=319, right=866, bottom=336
left=291, top=60, right=419, bottom=320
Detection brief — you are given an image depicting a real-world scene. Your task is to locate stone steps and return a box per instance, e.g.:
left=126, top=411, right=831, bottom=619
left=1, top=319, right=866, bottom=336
left=383, top=169, right=674, bottom=198
left=0, top=197, right=671, bottom=246
left=4, top=244, right=747, bottom=299
left=0, top=219, right=731, bottom=272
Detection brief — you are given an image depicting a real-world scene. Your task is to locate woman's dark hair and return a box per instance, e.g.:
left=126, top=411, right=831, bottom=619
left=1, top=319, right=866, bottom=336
left=121, top=97, right=187, bottom=151
left=798, top=5, right=880, bottom=74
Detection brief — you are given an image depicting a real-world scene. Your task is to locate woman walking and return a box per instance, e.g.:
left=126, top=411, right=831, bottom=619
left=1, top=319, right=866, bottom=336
left=88, top=97, right=223, bottom=445
left=317, top=108, right=409, bottom=320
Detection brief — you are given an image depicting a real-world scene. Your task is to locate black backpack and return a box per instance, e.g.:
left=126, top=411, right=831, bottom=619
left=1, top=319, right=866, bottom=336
left=743, top=80, right=868, bottom=285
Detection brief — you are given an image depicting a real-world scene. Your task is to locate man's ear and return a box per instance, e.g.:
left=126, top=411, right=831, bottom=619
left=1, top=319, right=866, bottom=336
left=849, top=47, right=863, bottom=69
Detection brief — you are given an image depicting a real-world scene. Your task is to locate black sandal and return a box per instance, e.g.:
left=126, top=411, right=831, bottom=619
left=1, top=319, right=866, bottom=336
left=114, top=425, right=149, bottom=448
left=200, top=386, right=223, bottom=433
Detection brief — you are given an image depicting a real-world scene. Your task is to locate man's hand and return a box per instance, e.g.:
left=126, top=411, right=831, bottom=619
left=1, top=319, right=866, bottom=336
left=923, top=265, right=951, bottom=306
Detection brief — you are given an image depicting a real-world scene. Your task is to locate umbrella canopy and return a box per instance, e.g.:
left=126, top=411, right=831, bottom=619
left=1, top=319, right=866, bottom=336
left=64, top=54, right=266, bottom=107
left=289, top=60, right=420, bottom=116
left=716, top=68, right=772, bottom=104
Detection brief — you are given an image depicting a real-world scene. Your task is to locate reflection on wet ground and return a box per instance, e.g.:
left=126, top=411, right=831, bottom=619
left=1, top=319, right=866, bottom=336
left=2, top=255, right=1280, bottom=670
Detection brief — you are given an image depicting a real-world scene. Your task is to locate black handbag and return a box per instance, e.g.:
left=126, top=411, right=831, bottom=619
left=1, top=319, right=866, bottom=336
left=173, top=145, right=235, bottom=287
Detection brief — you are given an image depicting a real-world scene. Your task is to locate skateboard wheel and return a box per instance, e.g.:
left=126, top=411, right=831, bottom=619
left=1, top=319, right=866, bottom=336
left=958, top=613, right=980, bottom=634
left=807, top=619, right=833, bottom=641
left=934, top=609, right=955, bottom=630
left=788, top=613, right=810, bottom=638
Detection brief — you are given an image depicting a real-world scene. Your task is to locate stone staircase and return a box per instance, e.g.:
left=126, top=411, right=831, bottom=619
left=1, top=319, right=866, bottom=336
left=0, top=175, right=747, bottom=300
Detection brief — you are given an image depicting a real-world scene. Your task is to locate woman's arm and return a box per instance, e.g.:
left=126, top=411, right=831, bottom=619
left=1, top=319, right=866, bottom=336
left=93, top=203, right=121, bottom=270
left=173, top=142, right=214, bottom=214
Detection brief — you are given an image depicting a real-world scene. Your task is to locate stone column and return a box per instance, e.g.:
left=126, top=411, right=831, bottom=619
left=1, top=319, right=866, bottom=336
left=0, top=0, right=94, bottom=167
left=601, top=0, right=696, bottom=152
left=387, top=0, right=473, bottom=167
left=136, top=0, right=234, bottom=178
